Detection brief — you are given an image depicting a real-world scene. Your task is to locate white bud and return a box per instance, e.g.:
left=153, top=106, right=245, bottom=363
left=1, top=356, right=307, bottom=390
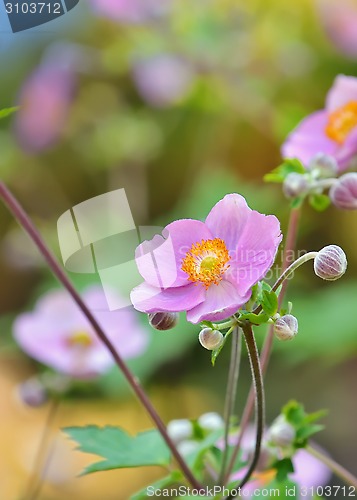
left=308, top=153, right=338, bottom=177
left=148, top=312, right=179, bottom=330
left=329, top=173, right=357, bottom=210
left=199, top=328, right=224, bottom=350
left=283, top=173, right=309, bottom=199
left=17, top=378, right=48, bottom=408
left=167, top=419, right=193, bottom=444
left=198, top=412, right=224, bottom=432
left=314, top=245, right=347, bottom=281
left=267, top=415, right=296, bottom=448
left=274, top=314, right=298, bottom=341
left=177, top=440, right=200, bottom=457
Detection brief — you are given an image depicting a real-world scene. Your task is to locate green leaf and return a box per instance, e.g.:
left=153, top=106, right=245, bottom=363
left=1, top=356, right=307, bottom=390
left=296, top=424, right=325, bottom=444
left=239, top=312, right=270, bottom=325
left=64, top=425, right=171, bottom=475
left=309, top=193, right=331, bottom=212
left=184, top=429, right=224, bottom=473
left=282, top=400, right=306, bottom=427
left=131, top=470, right=183, bottom=499
left=260, top=290, right=279, bottom=316
left=264, top=158, right=305, bottom=183
left=0, top=106, right=19, bottom=119
left=273, top=457, right=294, bottom=482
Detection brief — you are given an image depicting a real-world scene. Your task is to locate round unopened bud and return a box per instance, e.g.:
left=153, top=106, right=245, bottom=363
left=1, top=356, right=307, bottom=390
left=274, top=314, right=298, bottom=341
left=314, top=245, right=347, bottom=281
left=198, top=412, right=224, bottom=432
left=177, top=440, right=200, bottom=457
left=330, top=173, right=357, bottom=210
left=17, top=378, right=48, bottom=408
left=283, top=173, right=309, bottom=199
left=267, top=415, right=296, bottom=448
left=198, top=328, right=224, bottom=350
left=167, top=419, right=193, bottom=444
left=308, top=153, right=338, bottom=178
left=148, top=312, right=179, bottom=330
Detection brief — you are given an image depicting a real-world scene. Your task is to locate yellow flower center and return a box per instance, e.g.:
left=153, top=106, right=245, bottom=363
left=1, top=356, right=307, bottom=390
left=181, top=238, right=230, bottom=289
left=325, top=101, right=357, bottom=144
left=68, top=330, right=93, bottom=347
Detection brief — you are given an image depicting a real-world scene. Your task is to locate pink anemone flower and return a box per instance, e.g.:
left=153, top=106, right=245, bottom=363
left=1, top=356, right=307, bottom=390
left=318, top=0, right=357, bottom=59
left=282, top=75, right=357, bottom=172
left=130, top=194, right=282, bottom=324
left=14, top=286, right=148, bottom=379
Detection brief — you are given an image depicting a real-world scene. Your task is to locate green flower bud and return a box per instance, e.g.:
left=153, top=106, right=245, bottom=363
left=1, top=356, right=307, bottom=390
left=198, top=328, right=223, bottom=350
left=148, top=312, right=179, bottom=330
left=314, top=245, right=347, bottom=281
left=274, top=314, right=298, bottom=341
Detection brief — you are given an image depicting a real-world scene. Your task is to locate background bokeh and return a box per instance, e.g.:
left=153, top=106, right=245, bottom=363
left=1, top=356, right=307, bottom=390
left=0, top=0, right=356, bottom=498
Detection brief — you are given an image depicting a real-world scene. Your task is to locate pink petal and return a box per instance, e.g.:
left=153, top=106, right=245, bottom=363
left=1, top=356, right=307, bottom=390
left=205, top=194, right=252, bottom=253
left=326, top=74, right=357, bottom=112
left=187, top=279, right=251, bottom=323
left=282, top=111, right=337, bottom=166
left=135, top=219, right=213, bottom=288
left=229, top=211, right=282, bottom=297
left=335, top=126, right=357, bottom=170
left=130, top=282, right=205, bottom=313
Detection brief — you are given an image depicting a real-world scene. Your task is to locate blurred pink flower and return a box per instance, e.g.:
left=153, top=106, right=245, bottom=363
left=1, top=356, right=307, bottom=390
left=14, top=286, right=148, bottom=379
left=318, top=0, right=357, bottom=58
left=131, top=194, right=282, bottom=324
left=89, top=0, right=168, bottom=24
left=14, top=65, right=75, bottom=152
left=132, top=55, right=193, bottom=108
left=282, top=75, right=357, bottom=171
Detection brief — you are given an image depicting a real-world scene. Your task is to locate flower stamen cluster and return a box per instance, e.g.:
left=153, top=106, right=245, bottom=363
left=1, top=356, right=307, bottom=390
left=325, top=101, right=357, bottom=144
left=181, top=238, right=230, bottom=289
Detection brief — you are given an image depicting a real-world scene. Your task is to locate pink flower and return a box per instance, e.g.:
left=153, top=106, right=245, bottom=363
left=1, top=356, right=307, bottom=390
left=318, top=0, right=357, bottom=59
left=14, top=65, right=75, bottom=152
left=130, top=194, right=282, bottom=324
left=89, top=0, right=168, bottom=24
left=282, top=75, right=357, bottom=171
left=14, top=286, right=148, bottom=379
left=132, top=55, right=193, bottom=108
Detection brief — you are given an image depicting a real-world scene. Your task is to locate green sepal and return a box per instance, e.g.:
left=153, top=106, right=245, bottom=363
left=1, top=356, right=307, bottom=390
left=272, top=457, right=295, bottom=482
left=239, top=311, right=270, bottom=325
left=63, top=425, right=171, bottom=475
left=264, top=158, right=305, bottom=183
left=309, top=193, right=331, bottom=212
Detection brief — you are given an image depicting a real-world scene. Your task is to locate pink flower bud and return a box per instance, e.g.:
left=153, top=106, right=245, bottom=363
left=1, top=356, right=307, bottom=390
left=148, top=311, right=179, bottom=330
left=330, top=173, right=357, bottom=210
left=17, top=378, right=48, bottom=408
left=267, top=415, right=296, bottom=448
left=198, top=328, right=223, bottom=350
left=283, top=173, right=309, bottom=199
left=274, top=314, right=298, bottom=341
left=314, top=245, right=347, bottom=281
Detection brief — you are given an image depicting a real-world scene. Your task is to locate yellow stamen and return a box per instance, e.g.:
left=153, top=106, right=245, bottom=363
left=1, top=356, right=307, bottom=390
left=325, top=101, right=357, bottom=144
left=181, top=238, right=230, bottom=289
left=68, top=330, right=92, bottom=347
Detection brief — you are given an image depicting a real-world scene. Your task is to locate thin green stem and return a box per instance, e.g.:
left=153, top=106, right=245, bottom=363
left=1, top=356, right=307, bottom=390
left=224, top=208, right=301, bottom=484
left=218, top=327, right=242, bottom=486
left=24, top=398, right=60, bottom=500
left=225, top=324, right=265, bottom=499
left=306, top=445, right=357, bottom=489
left=0, top=181, right=202, bottom=491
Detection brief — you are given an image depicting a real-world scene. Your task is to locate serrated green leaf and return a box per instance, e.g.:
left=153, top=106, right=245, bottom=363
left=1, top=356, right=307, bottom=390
left=303, top=409, right=328, bottom=424
left=264, top=158, right=305, bottom=183
left=273, top=457, right=294, bottom=483
left=296, top=424, right=325, bottom=443
left=131, top=470, right=183, bottom=499
left=309, top=193, right=331, bottom=212
left=64, top=425, right=171, bottom=475
left=0, top=106, right=19, bottom=119
left=260, top=290, right=279, bottom=316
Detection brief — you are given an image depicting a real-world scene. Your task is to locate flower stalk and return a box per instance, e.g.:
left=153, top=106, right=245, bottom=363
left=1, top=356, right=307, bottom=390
left=0, top=181, right=202, bottom=491
left=306, top=445, right=357, bottom=489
